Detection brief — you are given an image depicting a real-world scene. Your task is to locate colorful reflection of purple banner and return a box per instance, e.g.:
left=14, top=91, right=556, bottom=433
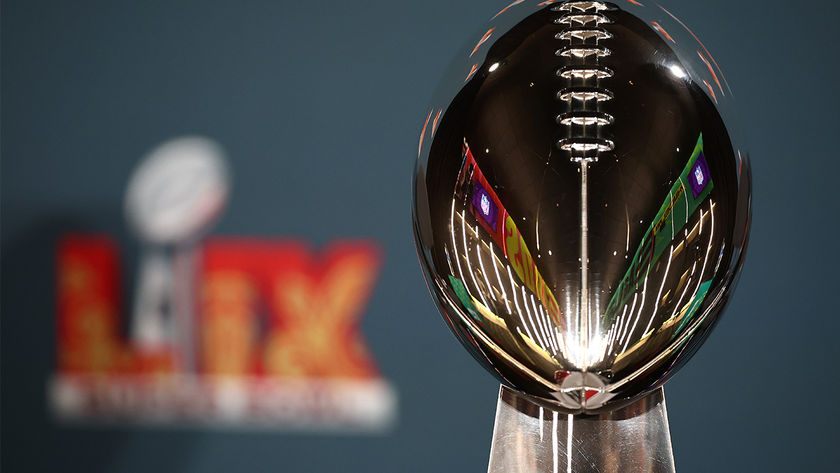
left=471, top=181, right=498, bottom=230
left=689, top=152, right=711, bottom=198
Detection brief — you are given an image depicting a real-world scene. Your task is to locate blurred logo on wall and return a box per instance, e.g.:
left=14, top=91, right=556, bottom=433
left=47, top=137, right=397, bottom=431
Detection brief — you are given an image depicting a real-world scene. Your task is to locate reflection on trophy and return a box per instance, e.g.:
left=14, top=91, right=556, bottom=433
left=413, top=1, right=750, bottom=471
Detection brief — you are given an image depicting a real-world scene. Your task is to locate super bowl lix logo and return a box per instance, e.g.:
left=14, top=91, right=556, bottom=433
left=49, top=137, right=397, bottom=430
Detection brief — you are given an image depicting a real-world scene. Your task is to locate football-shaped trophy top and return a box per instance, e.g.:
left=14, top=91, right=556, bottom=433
left=413, top=0, right=750, bottom=414
left=125, top=136, right=230, bottom=246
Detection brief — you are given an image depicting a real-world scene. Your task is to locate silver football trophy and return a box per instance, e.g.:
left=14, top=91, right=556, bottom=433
left=125, top=136, right=230, bottom=371
left=412, top=1, right=750, bottom=471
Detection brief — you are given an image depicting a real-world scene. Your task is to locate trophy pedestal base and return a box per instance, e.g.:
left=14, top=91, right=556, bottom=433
left=488, top=385, right=676, bottom=473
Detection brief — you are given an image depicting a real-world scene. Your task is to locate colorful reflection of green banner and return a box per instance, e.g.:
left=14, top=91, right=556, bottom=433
left=448, top=274, right=483, bottom=325
left=672, top=279, right=712, bottom=336
left=603, top=134, right=713, bottom=326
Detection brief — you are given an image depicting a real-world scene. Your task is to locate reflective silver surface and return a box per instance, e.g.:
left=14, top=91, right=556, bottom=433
left=488, top=385, right=674, bottom=473
left=413, top=1, right=750, bottom=413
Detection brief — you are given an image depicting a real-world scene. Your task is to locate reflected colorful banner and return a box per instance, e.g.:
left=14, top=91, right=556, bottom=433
left=457, top=145, right=563, bottom=327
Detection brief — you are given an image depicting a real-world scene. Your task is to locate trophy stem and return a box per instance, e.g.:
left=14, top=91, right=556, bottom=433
left=487, top=385, right=676, bottom=473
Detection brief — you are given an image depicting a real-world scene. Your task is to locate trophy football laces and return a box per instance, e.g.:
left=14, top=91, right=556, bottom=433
left=554, top=1, right=615, bottom=156
left=554, top=1, right=615, bottom=371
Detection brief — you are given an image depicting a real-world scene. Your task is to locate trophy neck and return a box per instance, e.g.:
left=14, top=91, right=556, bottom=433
left=488, top=385, right=676, bottom=473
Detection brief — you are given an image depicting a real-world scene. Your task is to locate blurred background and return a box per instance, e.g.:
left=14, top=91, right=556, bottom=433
left=2, top=0, right=838, bottom=471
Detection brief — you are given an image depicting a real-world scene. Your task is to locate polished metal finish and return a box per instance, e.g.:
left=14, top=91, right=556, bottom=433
left=414, top=1, right=750, bottom=414
left=488, top=385, right=675, bottom=473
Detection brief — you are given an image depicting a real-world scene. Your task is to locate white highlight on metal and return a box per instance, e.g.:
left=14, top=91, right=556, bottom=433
left=557, top=47, right=611, bottom=59
left=559, top=115, right=612, bottom=126
left=531, top=293, right=550, bottom=350
left=612, top=309, right=623, bottom=345
left=492, top=243, right=512, bottom=315
left=478, top=242, right=497, bottom=301
left=558, top=90, right=612, bottom=102
left=670, top=270, right=695, bottom=321
left=539, top=304, right=559, bottom=353
left=462, top=211, right=490, bottom=311
left=643, top=245, right=675, bottom=336
left=681, top=204, right=716, bottom=324
left=555, top=14, right=611, bottom=26
left=625, top=204, right=631, bottom=253
left=451, top=200, right=467, bottom=291
left=556, top=326, right=567, bottom=359
left=523, top=287, right=548, bottom=350
left=552, top=410, right=559, bottom=473
left=511, top=266, right=537, bottom=345
left=617, top=303, right=629, bottom=340
left=556, top=1, right=609, bottom=12
left=566, top=413, right=573, bottom=473
left=669, top=64, right=687, bottom=79
left=621, top=274, right=649, bottom=354
left=558, top=68, right=613, bottom=80
left=556, top=29, right=612, bottom=41
left=579, top=159, right=593, bottom=368
left=619, top=293, right=638, bottom=346
left=560, top=140, right=614, bottom=152
left=531, top=294, right=557, bottom=353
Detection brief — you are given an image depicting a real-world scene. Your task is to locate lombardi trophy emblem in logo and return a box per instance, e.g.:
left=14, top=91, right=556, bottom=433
left=413, top=1, right=750, bottom=471
left=124, top=136, right=230, bottom=371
